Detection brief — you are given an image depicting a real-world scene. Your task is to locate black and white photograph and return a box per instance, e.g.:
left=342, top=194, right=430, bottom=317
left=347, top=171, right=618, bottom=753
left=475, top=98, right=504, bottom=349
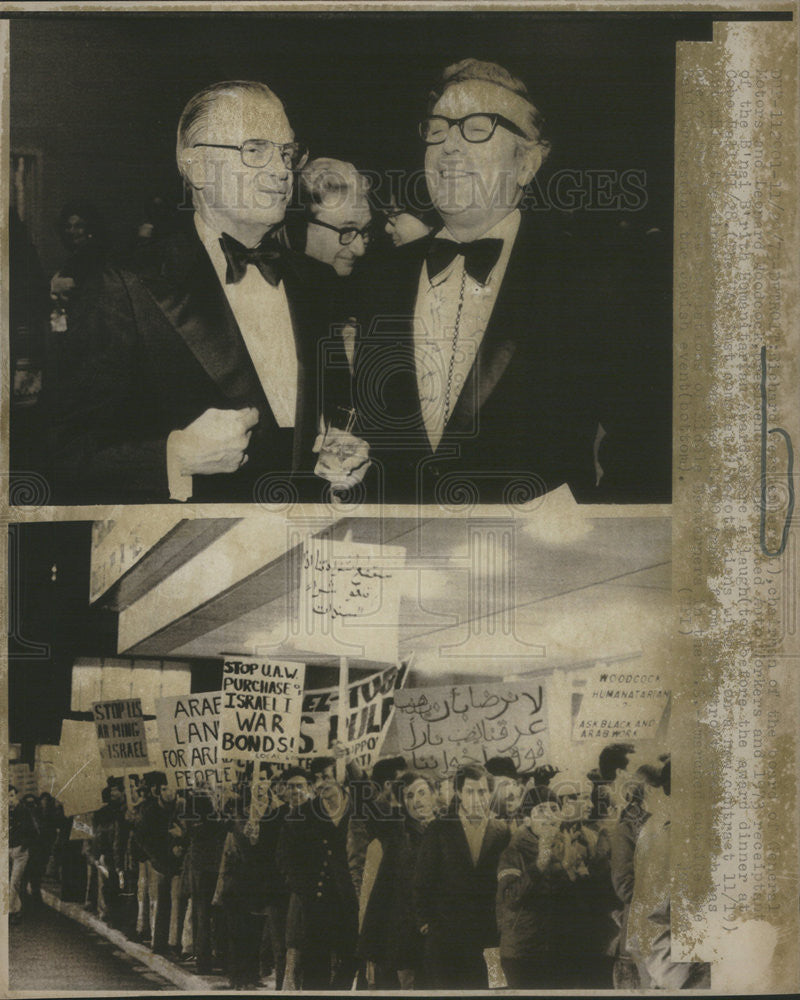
left=8, top=510, right=681, bottom=992
left=6, top=9, right=692, bottom=507
left=3, top=5, right=799, bottom=999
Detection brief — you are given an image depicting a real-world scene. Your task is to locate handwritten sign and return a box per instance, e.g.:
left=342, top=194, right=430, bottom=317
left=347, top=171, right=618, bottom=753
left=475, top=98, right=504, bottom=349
left=296, top=539, right=406, bottom=663
left=219, top=658, right=306, bottom=761
left=92, top=698, right=149, bottom=770
left=572, top=665, right=669, bottom=741
left=299, top=662, right=408, bottom=768
left=392, top=681, right=549, bottom=775
left=155, top=692, right=244, bottom=791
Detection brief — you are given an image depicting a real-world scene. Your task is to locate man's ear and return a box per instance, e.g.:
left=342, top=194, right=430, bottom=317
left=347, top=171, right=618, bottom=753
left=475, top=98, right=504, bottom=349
left=516, top=143, right=543, bottom=190
left=178, top=148, right=206, bottom=189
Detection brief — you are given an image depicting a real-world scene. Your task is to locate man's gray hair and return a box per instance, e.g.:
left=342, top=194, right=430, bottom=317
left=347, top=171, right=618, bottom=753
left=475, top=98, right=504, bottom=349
left=298, top=157, right=371, bottom=216
left=175, top=80, right=284, bottom=176
left=427, top=58, right=551, bottom=162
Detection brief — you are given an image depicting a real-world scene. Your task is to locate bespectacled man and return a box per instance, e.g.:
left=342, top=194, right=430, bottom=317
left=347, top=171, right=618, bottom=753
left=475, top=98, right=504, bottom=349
left=53, top=80, right=350, bottom=503
left=350, top=58, right=671, bottom=506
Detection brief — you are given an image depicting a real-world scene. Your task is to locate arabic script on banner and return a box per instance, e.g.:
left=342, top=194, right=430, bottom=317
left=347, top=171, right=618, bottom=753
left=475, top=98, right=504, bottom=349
left=393, top=681, right=549, bottom=774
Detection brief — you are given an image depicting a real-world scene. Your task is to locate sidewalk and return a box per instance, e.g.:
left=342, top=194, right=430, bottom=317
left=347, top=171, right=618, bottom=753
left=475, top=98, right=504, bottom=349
left=40, top=888, right=228, bottom=992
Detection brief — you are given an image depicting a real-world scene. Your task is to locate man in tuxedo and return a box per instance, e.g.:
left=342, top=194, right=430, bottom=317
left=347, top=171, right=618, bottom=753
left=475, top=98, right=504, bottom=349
left=352, top=59, right=671, bottom=505
left=53, top=80, right=357, bottom=503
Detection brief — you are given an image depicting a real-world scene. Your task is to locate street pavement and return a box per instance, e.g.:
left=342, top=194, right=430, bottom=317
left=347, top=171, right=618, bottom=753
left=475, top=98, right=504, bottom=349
left=9, top=903, right=176, bottom=992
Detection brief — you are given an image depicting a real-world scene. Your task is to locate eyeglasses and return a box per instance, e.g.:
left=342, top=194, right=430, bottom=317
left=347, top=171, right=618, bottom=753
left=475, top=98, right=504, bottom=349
left=419, top=113, right=528, bottom=145
left=192, top=138, right=309, bottom=170
left=309, top=218, right=373, bottom=246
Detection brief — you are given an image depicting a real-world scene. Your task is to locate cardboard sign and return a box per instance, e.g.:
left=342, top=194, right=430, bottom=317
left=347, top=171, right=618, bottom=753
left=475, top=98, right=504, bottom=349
left=219, top=658, right=306, bottom=761
left=155, top=691, right=244, bottom=791
left=393, top=681, right=549, bottom=775
left=92, top=698, right=149, bottom=770
left=295, top=539, right=406, bottom=664
left=299, top=662, right=409, bottom=768
left=571, top=664, right=670, bottom=741
left=52, top=720, right=106, bottom=817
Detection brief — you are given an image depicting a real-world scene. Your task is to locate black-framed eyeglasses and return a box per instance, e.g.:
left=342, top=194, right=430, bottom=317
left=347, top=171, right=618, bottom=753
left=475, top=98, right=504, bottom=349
left=192, top=138, right=309, bottom=170
left=309, top=218, right=373, bottom=246
left=419, top=113, right=528, bottom=145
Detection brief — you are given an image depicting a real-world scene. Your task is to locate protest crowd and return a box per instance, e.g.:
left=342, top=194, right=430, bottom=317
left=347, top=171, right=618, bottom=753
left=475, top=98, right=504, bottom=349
left=8, top=744, right=709, bottom=991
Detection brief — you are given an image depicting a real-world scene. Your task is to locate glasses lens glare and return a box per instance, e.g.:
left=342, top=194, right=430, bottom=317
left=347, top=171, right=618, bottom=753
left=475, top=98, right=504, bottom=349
left=463, top=115, right=495, bottom=141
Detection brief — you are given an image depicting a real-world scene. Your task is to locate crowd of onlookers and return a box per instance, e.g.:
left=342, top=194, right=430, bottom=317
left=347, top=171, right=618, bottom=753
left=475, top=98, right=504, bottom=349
left=9, top=742, right=710, bottom=991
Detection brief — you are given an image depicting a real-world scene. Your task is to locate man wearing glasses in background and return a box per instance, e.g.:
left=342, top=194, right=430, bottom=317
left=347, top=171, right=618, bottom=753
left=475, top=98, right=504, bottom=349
left=54, top=80, right=351, bottom=503
left=351, top=58, right=670, bottom=505
left=295, top=158, right=374, bottom=279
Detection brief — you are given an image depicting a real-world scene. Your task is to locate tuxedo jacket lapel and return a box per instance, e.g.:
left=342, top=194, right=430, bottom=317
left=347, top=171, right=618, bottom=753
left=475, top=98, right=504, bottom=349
left=445, top=220, right=534, bottom=438
left=136, top=230, right=275, bottom=419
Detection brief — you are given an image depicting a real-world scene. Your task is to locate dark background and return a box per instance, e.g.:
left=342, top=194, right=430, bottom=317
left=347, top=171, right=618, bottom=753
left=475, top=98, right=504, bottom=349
left=9, top=11, right=727, bottom=273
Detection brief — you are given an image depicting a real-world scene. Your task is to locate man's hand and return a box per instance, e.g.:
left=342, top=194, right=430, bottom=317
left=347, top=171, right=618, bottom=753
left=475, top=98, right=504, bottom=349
left=313, top=419, right=370, bottom=491
left=170, top=407, right=259, bottom=477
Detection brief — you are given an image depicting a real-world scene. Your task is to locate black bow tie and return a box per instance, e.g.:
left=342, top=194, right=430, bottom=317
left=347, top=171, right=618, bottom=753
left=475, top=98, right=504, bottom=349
left=219, top=231, right=285, bottom=287
left=426, top=236, right=504, bottom=286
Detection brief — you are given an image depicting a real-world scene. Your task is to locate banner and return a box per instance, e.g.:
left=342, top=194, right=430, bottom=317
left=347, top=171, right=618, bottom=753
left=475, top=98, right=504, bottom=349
left=393, top=681, right=549, bottom=775
left=92, top=698, right=149, bottom=770
left=219, top=657, right=306, bottom=761
left=298, top=661, right=409, bottom=768
left=155, top=691, right=244, bottom=791
left=295, top=538, right=406, bottom=663
left=571, top=664, right=670, bottom=741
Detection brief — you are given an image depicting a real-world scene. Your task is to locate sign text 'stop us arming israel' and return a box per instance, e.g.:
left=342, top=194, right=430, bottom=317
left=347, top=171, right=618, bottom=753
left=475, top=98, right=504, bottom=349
left=219, top=658, right=306, bottom=761
left=92, top=698, right=149, bottom=770
left=571, top=663, right=670, bottom=741
left=295, top=538, right=406, bottom=664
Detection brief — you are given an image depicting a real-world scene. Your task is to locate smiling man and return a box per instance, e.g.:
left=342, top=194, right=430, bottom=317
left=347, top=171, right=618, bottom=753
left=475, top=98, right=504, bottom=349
left=352, top=58, right=670, bottom=506
left=298, top=158, right=373, bottom=278
left=53, top=80, right=339, bottom=503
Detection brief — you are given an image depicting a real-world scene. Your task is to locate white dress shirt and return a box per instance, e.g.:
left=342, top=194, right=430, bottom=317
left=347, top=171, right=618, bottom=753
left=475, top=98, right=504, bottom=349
left=167, top=215, right=299, bottom=500
left=195, top=214, right=298, bottom=427
left=413, top=210, right=520, bottom=452
left=459, top=810, right=489, bottom=866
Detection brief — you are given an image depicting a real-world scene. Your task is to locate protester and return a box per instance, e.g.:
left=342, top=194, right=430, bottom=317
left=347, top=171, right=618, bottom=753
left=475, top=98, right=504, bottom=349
left=346, top=754, right=407, bottom=901
left=610, top=778, right=650, bottom=988
left=496, top=787, right=617, bottom=989
left=183, top=786, right=228, bottom=975
left=213, top=791, right=267, bottom=989
left=359, top=771, right=438, bottom=988
left=277, top=757, right=359, bottom=990
left=485, top=757, right=526, bottom=829
left=414, top=764, right=510, bottom=988
left=136, top=773, right=183, bottom=954
left=9, top=785, right=37, bottom=922
left=89, top=778, right=129, bottom=927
